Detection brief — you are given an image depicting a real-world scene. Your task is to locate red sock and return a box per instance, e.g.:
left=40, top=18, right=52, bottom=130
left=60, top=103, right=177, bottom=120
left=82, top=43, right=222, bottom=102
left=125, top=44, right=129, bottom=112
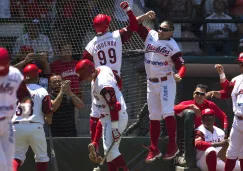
left=13, top=159, right=21, bottom=171
left=150, top=120, right=160, bottom=149
left=90, top=117, right=99, bottom=142
left=224, top=158, right=237, bottom=171
left=107, top=161, right=117, bottom=171
left=239, top=159, right=243, bottom=171
left=164, top=116, right=176, bottom=143
left=112, top=155, right=128, bottom=171
left=206, top=151, right=217, bottom=171
left=36, top=162, right=48, bottom=171
left=93, top=120, right=102, bottom=149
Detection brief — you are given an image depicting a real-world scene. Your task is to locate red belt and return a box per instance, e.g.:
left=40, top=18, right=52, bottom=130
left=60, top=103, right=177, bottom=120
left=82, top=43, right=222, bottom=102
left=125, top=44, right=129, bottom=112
left=100, top=114, right=109, bottom=119
left=236, top=115, right=243, bottom=120
left=149, top=77, right=167, bottom=82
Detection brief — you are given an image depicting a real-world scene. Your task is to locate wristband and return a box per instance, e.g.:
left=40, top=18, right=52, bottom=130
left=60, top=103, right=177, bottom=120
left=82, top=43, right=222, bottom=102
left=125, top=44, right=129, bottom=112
left=220, top=73, right=226, bottom=79
left=111, top=121, right=119, bottom=129
left=124, top=7, right=131, bottom=13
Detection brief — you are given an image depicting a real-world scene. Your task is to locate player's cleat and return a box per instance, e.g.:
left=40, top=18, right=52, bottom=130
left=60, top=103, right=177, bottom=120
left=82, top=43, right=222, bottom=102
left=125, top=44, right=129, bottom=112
left=163, top=144, right=179, bottom=160
left=145, top=147, right=162, bottom=163
left=93, top=166, right=101, bottom=171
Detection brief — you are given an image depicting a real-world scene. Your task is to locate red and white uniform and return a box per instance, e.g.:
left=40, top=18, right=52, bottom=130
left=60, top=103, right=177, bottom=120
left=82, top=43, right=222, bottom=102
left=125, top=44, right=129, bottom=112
left=195, top=125, right=240, bottom=171
left=137, top=25, right=186, bottom=119
left=12, top=83, right=52, bottom=163
left=83, top=28, right=132, bottom=118
left=219, top=74, right=243, bottom=160
left=0, top=66, right=29, bottom=171
left=92, top=66, right=128, bottom=162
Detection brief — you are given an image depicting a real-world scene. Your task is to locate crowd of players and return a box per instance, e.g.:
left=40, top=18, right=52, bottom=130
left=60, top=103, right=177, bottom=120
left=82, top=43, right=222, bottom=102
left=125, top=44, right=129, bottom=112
left=0, top=1, right=243, bottom=171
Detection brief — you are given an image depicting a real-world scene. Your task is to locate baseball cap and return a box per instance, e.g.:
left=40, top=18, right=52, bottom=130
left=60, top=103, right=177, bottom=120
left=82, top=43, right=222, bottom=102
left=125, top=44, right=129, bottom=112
left=23, top=64, right=42, bottom=80
left=201, top=108, right=215, bottom=116
left=236, top=52, right=243, bottom=63
left=0, top=47, right=10, bottom=76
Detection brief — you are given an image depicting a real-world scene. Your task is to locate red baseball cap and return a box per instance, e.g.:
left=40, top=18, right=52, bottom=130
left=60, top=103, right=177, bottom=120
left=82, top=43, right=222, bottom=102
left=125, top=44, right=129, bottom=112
left=236, top=52, right=243, bottom=63
left=23, top=64, right=42, bottom=80
left=0, top=47, right=10, bottom=76
left=201, top=109, right=215, bottom=116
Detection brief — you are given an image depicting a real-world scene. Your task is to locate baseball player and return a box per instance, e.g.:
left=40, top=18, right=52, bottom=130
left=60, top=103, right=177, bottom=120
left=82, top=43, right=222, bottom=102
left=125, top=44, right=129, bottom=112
left=0, top=47, right=31, bottom=171
left=125, top=10, right=186, bottom=162
left=195, top=109, right=240, bottom=171
left=75, top=59, right=128, bottom=171
left=12, top=64, right=53, bottom=171
left=82, top=1, right=138, bottom=163
left=205, top=53, right=243, bottom=171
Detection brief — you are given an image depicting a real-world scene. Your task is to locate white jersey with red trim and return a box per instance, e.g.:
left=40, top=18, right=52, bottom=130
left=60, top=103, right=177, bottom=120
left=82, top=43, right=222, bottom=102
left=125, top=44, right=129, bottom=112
left=144, top=30, right=183, bottom=78
left=0, top=66, right=23, bottom=119
left=91, top=66, right=126, bottom=116
left=195, top=125, right=225, bottom=160
left=85, top=30, right=123, bottom=75
left=12, top=84, right=49, bottom=124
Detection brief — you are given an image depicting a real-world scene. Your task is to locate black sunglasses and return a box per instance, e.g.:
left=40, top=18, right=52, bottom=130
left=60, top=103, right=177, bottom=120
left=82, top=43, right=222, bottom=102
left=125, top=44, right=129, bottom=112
left=194, top=91, right=206, bottom=96
left=202, top=115, right=215, bottom=119
left=158, top=27, right=173, bottom=32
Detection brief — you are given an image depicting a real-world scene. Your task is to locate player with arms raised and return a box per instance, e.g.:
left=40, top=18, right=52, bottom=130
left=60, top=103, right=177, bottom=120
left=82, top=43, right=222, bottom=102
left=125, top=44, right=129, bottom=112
left=12, top=64, right=53, bottom=171
left=82, top=1, right=138, bottom=164
left=122, top=7, right=187, bottom=162
left=75, top=59, right=129, bottom=171
left=0, top=47, right=31, bottom=171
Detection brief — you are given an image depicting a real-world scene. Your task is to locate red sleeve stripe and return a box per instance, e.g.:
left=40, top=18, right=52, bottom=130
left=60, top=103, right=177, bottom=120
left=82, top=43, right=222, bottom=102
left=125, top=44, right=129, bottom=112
left=42, top=95, right=53, bottom=114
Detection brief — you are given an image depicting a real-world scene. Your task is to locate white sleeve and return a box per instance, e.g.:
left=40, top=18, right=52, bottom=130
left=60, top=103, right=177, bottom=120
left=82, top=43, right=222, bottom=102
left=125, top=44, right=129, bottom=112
left=85, top=40, right=95, bottom=56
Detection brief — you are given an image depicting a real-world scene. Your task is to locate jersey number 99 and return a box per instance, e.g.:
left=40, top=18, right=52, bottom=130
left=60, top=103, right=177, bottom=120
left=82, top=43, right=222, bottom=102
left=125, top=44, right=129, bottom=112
left=98, top=48, right=116, bottom=65
left=16, top=101, right=34, bottom=116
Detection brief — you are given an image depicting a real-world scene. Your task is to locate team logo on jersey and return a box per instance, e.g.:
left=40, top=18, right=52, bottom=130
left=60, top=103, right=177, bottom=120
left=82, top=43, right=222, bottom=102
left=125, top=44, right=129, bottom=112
left=144, top=58, right=168, bottom=66
left=146, top=44, right=170, bottom=56
left=0, top=83, right=14, bottom=95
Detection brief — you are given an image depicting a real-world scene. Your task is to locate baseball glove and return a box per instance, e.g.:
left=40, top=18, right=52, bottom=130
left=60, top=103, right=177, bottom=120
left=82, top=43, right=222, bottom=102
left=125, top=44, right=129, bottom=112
left=89, top=154, right=103, bottom=164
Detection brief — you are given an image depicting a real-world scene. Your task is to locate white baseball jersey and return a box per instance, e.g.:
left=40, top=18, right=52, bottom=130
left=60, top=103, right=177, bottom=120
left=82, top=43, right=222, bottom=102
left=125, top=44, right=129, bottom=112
left=91, top=66, right=126, bottom=116
left=85, top=31, right=123, bottom=75
left=12, top=84, right=49, bottom=124
left=230, top=74, right=243, bottom=116
left=144, top=30, right=182, bottom=78
left=195, top=125, right=225, bottom=160
left=0, top=66, right=23, bottom=119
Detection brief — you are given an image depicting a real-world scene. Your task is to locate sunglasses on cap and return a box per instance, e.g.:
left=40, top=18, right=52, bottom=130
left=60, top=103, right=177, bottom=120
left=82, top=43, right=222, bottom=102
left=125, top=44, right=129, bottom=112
left=202, top=114, right=215, bottom=119
left=158, top=27, right=173, bottom=32
left=194, top=91, right=206, bottom=96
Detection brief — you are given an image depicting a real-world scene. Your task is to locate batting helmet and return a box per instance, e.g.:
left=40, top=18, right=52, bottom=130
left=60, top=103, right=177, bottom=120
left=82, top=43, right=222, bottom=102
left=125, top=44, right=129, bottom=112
left=93, top=14, right=111, bottom=35
left=236, top=52, right=243, bottom=63
left=0, top=47, right=10, bottom=76
left=75, top=59, right=95, bottom=81
left=23, top=64, right=42, bottom=80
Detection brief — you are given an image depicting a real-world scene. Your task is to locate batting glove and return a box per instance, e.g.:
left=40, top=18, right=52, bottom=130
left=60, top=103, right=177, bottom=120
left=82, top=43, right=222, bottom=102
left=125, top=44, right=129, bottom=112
left=20, top=103, right=32, bottom=116
left=120, top=1, right=131, bottom=12
left=112, top=128, right=121, bottom=142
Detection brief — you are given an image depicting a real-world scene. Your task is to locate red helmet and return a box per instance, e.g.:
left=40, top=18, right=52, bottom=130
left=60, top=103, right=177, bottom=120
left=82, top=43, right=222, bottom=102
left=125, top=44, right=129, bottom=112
left=0, top=47, right=10, bottom=76
left=75, top=59, right=95, bottom=81
left=236, top=52, right=243, bottom=63
left=93, top=14, right=111, bottom=35
left=23, top=64, right=42, bottom=80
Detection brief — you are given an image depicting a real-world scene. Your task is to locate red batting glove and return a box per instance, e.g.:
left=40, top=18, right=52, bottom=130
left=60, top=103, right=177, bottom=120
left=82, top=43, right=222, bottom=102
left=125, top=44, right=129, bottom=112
left=120, top=1, right=131, bottom=12
left=112, top=129, right=121, bottom=142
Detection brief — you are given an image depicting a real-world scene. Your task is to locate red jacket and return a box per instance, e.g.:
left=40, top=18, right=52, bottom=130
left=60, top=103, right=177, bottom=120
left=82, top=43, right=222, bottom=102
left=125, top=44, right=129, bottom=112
left=174, top=99, right=228, bottom=129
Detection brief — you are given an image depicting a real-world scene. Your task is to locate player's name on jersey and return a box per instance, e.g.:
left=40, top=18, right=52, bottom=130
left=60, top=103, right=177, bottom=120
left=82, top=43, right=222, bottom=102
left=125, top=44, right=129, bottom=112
left=95, top=40, right=117, bottom=52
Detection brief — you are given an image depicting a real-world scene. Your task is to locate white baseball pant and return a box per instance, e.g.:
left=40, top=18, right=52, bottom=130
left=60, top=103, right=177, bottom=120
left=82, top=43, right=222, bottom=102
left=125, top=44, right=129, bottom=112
left=0, top=119, right=14, bottom=171
left=197, top=147, right=240, bottom=171
left=147, top=75, right=176, bottom=120
left=13, top=122, right=49, bottom=163
left=100, top=111, right=128, bottom=162
left=227, top=116, right=243, bottom=160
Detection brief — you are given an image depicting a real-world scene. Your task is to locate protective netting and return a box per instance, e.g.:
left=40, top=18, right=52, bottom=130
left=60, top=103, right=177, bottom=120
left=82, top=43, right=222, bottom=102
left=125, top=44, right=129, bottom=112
left=1, top=0, right=173, bottom=136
